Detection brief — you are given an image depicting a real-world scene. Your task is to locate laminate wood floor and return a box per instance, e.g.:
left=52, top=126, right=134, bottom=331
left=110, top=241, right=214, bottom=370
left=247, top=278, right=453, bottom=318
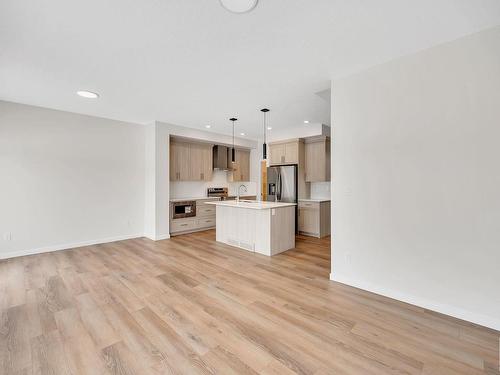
left=1, top=230, right=498, bottom=374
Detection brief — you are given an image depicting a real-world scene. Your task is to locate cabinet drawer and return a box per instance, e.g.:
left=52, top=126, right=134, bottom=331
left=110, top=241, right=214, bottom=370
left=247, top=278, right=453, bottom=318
left=170, top=219, right=196, bottom=233
left=298, top=201, right=320, bottom=209
left=197, top=205, right=216, bottom=217
left=197, top=217, right=216, bottom=228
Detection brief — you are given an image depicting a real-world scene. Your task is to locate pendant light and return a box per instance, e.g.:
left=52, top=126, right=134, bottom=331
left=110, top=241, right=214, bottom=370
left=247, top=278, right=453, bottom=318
left=229, top=117, right=237, bottom=162
left=261, top=108, right=269, bottom=159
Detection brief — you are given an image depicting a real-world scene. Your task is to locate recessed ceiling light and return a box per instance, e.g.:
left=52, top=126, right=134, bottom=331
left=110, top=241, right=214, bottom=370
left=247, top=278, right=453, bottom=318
left=77, top=90, right=99, bottom=99
left=267, top=126, right=272, bottom=130
left=219, top=0, right=258, bottom=13
left=205, top=125, right=211, bottom=128
left=304, top=120, right=310, bottom=124
left=240, top=132, right=245, bottom=136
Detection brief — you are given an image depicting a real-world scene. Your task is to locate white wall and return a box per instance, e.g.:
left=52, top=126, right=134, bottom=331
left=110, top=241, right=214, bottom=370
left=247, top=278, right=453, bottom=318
left=331, top=26, right=500, bottom=330
left=0, top=101, right=145, bottom=258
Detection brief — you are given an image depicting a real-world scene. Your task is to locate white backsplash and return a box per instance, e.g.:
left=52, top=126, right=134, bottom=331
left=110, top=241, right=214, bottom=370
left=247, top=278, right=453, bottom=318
left=170, top=170, right=257, bottom=199
left=310, top=181, right=331, bottom=200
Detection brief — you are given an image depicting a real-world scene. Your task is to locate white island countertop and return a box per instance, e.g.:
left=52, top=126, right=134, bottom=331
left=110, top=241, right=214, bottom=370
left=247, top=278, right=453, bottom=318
left=298, top=198, right=331, bottom=203
left=170, top=197, right=220, bottom=202
left=206, top=200, right=296, bottom=210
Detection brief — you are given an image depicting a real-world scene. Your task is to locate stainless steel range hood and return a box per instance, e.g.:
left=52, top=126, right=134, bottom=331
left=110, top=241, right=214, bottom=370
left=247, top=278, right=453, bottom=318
left=213, top=145, right=233, bottom=171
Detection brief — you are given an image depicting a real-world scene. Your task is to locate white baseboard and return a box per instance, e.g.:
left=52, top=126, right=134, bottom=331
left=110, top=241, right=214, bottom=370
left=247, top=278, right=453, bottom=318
left=330, top=273, right=500, bottom=332
left=155, top=233, right=171, bottom=240
left=144, top=233, right=171, bottom=241
left=0, top=233, right=144, bottom=260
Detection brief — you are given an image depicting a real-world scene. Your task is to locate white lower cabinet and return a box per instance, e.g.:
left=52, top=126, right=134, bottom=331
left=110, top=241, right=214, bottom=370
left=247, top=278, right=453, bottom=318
left=170, top=198, right=218, bottom=235
left=170, top=219, right=197, bottom=233
left=197, top=217, right=216, bottom=228
left=298, top=201, right=331, bottom=238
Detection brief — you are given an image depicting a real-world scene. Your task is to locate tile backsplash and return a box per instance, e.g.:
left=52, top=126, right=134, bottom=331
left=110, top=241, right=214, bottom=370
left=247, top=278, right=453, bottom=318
left=170, top=170, right=257, bottom=199
left=310, top=181, right=331, bottom=200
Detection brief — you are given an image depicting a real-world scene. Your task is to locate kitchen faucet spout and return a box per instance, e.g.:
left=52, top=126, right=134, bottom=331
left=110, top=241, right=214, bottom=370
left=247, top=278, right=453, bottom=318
left=237, top=184, right=248, bottom=202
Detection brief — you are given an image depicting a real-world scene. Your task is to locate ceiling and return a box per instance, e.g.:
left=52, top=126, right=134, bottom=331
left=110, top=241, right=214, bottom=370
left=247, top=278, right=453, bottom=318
left=1, top=1, right=500, bottom=139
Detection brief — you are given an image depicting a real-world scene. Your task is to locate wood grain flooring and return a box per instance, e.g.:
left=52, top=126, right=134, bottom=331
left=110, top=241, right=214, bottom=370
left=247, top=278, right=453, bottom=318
left=1, top=230, right=498, bottom=374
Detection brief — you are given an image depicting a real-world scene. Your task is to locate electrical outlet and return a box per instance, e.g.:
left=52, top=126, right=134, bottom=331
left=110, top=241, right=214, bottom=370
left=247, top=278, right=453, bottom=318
left=344, top=253, right=351, bottom=265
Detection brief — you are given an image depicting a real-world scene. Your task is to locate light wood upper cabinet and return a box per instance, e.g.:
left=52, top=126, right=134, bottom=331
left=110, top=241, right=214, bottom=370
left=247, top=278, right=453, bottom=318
left=201, top=145, right=213, bottom=181
left=170, top=141, right=191, bottom=181
left=170, top=140, right=213, bottom=181
left=268, top=139, right=300, bottom=165
left=269, top=143, right=285, bottom=165
left=231, top=149, right=250, bottom=182
left=284, top=141, right=299, bottom=163
left=304, top=136, right=330, bottom=182
left=189, top=143, right=213, bottom=181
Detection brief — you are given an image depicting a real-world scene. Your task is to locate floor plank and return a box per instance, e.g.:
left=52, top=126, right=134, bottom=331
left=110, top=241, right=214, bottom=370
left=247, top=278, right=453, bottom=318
left=0, top=230, right=498, bottom=374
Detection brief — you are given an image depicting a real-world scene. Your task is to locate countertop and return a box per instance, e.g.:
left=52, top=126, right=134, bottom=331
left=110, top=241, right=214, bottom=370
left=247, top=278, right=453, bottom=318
left=206, top=200, right=296, bottom=210
left=170, top=197, right=220, bottom=202
left=298, top=198, right=331, bottom=203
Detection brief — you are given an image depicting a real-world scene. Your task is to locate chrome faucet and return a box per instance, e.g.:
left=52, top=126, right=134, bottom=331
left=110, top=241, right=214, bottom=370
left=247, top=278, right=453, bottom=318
left=237, top=184, right=248, bottom=202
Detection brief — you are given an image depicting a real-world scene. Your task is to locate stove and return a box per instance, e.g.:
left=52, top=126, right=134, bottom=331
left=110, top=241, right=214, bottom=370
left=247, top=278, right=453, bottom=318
left=207, top=187, right=229, bottom=200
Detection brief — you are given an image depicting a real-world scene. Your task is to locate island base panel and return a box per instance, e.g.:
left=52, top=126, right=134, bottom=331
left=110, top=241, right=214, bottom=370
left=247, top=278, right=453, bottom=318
left=215, top=205, right=295, bottom=256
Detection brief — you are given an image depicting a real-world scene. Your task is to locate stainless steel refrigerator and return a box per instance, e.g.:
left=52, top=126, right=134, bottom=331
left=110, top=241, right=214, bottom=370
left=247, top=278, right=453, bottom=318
left=266, top=165, right=298, bottom=232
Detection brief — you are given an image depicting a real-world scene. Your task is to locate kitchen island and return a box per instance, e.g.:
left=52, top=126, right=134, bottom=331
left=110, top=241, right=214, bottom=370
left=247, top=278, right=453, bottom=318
left=206, top=200, right=296, bottom=256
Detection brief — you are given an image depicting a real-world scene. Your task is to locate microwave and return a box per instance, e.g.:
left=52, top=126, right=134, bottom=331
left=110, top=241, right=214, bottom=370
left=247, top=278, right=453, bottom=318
left=172, top=201, right=196, bottom=219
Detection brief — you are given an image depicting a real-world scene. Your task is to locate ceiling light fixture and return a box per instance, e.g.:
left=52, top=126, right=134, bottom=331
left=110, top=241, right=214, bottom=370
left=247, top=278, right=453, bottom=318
left=205, top=125, right=211, bottom=128
left=304, top=120, right=310, bottom=124
left=219, top=0, right=258, bottom=13
left=267, top=127, right=272, bottom=130
left=261, top=108, right=270, bottom=159
left=77, top=90, right=99, bottom=99
left=229, top=117, right=237, bottom=162
left=240, top=132, right=245, bottom=136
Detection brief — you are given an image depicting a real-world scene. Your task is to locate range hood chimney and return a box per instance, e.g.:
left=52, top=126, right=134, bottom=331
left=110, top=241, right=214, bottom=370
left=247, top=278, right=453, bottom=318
left=213, top=145, right=233, bottom=171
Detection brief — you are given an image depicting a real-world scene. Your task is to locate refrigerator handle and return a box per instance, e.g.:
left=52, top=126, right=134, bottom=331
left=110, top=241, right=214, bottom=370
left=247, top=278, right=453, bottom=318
left=277, top=172, right=282, bottom=201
